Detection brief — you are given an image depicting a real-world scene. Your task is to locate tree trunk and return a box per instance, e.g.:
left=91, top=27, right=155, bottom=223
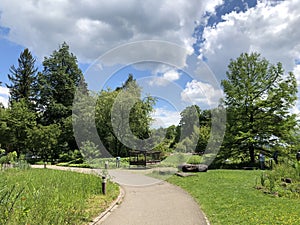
left=249, top=112, right=255, bottom=163
left=249, top=144, right=255, bottom=163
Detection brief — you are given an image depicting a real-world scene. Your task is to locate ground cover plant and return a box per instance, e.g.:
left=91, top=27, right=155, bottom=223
left=0, top=168, right=119, bottom=225
left=168, top=170, right=300, bottom=225
left=257, top=161, right=300, bottom=198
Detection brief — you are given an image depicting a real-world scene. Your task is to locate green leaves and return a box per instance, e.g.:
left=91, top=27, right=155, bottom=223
left=221, top=52, right=298, bottom=162
left=27, top=124, right=61, bottom=165
left=6, top=48, right=38, bottom=109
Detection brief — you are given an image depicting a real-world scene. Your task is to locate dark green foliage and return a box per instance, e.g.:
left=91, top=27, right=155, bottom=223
left=6, top=100, right=36, bottom=156
left=6, top=48, right=37, bottom=110
left=26, top=124, right=61, bottom=167
left=221, top=53, right=297, bottom=162
left=37, top=42, right=88, bottom=152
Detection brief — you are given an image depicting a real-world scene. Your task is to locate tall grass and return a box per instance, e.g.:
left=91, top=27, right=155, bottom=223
left=0, top=168, right=119, bottom=225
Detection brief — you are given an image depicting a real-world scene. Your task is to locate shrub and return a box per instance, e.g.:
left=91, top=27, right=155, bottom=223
left=256, top=161, right=300, bottom=198
left=187, top=155, right=202, bottom=164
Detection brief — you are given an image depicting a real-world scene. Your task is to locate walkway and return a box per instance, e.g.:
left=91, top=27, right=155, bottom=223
left=32, top=165, right=208, bottom=225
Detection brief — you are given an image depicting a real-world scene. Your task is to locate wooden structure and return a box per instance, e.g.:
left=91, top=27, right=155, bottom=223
left=129, top=150, right=161, bottom=167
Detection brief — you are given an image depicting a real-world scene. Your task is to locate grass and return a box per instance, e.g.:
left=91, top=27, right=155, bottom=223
left=168, top=170, right=300, bottom=225
left=0, top=168, right=119, bottom=225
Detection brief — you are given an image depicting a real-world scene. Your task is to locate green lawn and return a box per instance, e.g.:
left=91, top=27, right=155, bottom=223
left=168, top=170, right=300, bottom=225
left=0, top=168, right=119, bottom=225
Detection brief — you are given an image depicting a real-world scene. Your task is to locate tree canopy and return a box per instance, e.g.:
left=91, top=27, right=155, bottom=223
left=6, top=48, right=37, bottom=109
left=221, top=52, right=297, bottom=163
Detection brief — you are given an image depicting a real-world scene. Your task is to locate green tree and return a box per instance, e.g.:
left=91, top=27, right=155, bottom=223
left=80, top=140, right=101, bottom=163
left=6, top=48, right=37, bottom=109
left=27, top=124, right=61, bottom=168
left=95, top=75, right=155, bottom=156
left=37, top=42, right=88, bottom=151
left=175, top=105, right=212, bottom=153
left=221, top=52, right=297, bottom=163
left=7, top=100, right=36, bottom=156
left=0, top=106, right=10, bottom=150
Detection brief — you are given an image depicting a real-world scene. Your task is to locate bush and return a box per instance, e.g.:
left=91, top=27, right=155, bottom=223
left=187, top=155, right=202, bottom=164
left=256, top=161, right=300, bottom=198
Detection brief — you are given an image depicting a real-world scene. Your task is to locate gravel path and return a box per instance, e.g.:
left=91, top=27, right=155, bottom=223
left=32, top=165, right=208, bottom=225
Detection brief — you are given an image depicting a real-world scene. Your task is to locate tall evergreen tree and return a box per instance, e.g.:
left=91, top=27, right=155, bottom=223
left=6, top=48, right=37, bottom=109
left=37, top=42, right=88, bottom=151
left=221, top=52, right=297, bottom=163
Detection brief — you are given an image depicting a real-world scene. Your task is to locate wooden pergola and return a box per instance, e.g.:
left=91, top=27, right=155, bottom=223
left=129, top=150, right=161, bottom=167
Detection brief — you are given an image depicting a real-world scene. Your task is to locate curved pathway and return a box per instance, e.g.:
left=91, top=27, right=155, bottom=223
left=32, top=165, right=208, bottom=225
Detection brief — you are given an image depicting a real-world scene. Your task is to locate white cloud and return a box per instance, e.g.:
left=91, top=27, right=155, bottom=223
left=200, top=0, right=300, bottom=81
left=181, top=80, right=223, bottom=107
left=149, top=69, right=180, bottom=86
left=151, top=108, right=181, bottom=128
left=293, top=65, right=300, bottom=83
left=0, top=96, right=8, bottom=108
left=293, top=65, right=300, bottom=115
left=0, top=86, right=10, bottom=107
left=0, top=86, right=9, bottom=96
left=163, top=70, right=180, bottom=81
left=0, top=0, right=224, bottom=65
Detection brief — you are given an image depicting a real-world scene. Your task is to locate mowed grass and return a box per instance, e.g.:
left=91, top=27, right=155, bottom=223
left=0, top=168, right=119, bottom=225
left=168, top=170, right=300, bottom=225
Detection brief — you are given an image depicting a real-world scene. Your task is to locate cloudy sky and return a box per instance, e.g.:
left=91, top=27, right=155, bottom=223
left=1, top=0, right=300, bottom=127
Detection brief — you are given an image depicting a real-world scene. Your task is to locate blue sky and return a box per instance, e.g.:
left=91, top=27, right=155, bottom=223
left=1, top=0, right=300, bottom=127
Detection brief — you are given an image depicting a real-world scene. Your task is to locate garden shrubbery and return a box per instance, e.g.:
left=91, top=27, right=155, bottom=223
left=256, top=160, right=300, bottom=198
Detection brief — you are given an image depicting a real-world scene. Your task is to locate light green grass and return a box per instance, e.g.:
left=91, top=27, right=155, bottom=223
left=0, top=168, right=119, bottom=225
left=168, top=170, right=300, bottom=225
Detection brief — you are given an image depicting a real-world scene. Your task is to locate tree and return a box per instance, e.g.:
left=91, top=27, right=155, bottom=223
left=37, top=42, right=88, bottom=151
left=175, top=105, right=212, bottom=153
left=95, top=75, right=155, bottom=156
left=221, top=52, right=297, bottom=163
left=6, top=100, right=36, bottom=156
left=0, top=107, right=10, bottom=150
left=6, top=48, right=37, bottom=109
left=27, top=124, right=61, bottom=168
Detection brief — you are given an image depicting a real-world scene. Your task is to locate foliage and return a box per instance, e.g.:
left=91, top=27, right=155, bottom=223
left=169, top=170, right=300, bottom=225
left=187, top=155, right=203, bottom=164
left=58, top=149, right=82, bottom=163
left=221, top=52, right=298, bottom=163
left=26, top=124, right=61, bottom=167
left=37, top=42, right=88, bottom=152
left=80, top=140, right=101, bottom=163
left=175, top=105, right=212, bottom=154
left=256, top=161, right=300, bottom=198
left=0, top=107, right=10, bottom=147
left=6, top=100, right=36, bottom=155
left=159, top=153, right=191, bottom=167
left=6, top=48, right=37, bottom=109
left=0, top=168, right=119, bottom=225
left=95, top=75, right=156, bottom=157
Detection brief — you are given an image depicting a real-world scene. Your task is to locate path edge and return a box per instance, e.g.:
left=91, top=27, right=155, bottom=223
left=167, top=181, right=211, bottom=225
left=89, top=184, right=125, bottom=225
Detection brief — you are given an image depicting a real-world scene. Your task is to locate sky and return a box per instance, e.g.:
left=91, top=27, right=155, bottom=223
left=1, top=0, right=300, bottom=127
